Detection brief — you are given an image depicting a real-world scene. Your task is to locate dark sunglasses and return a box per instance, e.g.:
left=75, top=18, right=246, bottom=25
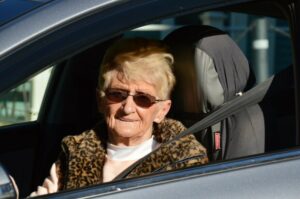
left=105, top=88, right=165, bottom=108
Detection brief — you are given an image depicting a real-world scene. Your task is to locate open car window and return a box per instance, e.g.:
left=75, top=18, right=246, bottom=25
left=43, top=1, right=294, bottom=195
left=42, top=4, right=295, bottom=194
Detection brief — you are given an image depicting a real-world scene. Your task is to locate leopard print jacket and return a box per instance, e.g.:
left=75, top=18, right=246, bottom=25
left=55, top=118, right=209, bottom=190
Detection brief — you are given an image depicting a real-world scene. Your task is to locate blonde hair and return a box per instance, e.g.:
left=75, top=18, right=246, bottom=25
left=98, top=38, right=175, bottom=99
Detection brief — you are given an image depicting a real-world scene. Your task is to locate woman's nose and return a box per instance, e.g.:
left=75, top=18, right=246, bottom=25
left=122, top=95, right=136, bottom=114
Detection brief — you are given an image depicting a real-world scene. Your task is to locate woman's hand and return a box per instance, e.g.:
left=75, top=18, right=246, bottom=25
left=29, top=163, right=58, bottom=197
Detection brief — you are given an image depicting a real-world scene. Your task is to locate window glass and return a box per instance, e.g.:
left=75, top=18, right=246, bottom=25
left=0, top=67, right=53, bottom=126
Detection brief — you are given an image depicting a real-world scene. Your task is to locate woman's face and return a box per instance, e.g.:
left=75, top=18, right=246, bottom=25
left=102, top=73, right=171, bottom=146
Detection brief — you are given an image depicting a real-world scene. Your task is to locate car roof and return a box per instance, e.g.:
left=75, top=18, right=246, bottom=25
left=0, top=0, right=53, bottom=26
left=0, top=0, right=124, bottom=58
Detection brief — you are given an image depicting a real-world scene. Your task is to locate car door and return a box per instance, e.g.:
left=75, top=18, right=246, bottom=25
left=0, top=0, right=299, bottom=198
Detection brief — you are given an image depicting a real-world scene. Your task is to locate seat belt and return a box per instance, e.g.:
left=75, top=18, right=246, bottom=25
left=114, top=76, right=274, bottom=180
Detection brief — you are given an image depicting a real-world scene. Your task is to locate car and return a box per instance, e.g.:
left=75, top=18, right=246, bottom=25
left=0, top=0, right=300, bottom=198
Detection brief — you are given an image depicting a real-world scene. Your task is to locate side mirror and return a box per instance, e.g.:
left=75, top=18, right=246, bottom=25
left=0, top=163, right=17, bottom=199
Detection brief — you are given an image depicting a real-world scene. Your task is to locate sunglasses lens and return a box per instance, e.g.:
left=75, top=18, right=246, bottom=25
left=105, top=90, right=127, bottom=103
left=133, top=94, right=155, bottom=108
left=105, top=89, right=158, bottom=108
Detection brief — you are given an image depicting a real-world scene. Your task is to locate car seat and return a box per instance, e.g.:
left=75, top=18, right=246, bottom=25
left=164, top=25, right=265, bottom=160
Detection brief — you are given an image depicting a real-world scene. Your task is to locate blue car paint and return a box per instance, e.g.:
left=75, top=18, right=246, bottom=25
left=0, top=0, right=51, bottom=25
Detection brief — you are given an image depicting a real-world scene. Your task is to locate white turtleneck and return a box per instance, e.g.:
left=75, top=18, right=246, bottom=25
left=103, top=136, right=160, bottom=182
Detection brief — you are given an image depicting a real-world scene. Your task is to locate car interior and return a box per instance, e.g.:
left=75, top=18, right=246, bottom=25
left=0, top=1, right=297, bottom=198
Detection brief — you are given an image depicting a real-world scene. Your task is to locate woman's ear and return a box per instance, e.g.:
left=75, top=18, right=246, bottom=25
left=96, top=89, right=105, bottom=113
left=154, top=100, right=171, bottom=123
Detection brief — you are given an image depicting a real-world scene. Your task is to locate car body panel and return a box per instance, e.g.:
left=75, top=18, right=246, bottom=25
left=0, top=0, right=122, bottom=58
left=0, top=0, right=53, bottom=26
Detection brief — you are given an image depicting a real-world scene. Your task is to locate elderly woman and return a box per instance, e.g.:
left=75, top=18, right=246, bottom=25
left=30, top=38, right=208, bottom=196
